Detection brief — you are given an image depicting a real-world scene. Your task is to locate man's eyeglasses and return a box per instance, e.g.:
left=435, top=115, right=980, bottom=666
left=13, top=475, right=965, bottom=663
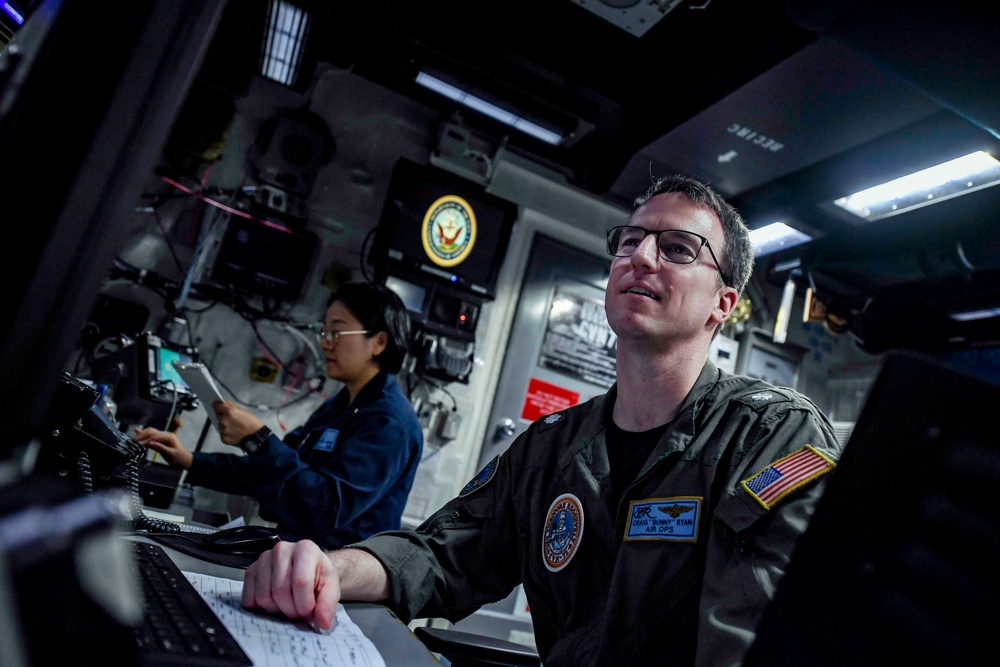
left=316, top=329, right=371, bottom=345
left=606, top=225, right=731, bottom=287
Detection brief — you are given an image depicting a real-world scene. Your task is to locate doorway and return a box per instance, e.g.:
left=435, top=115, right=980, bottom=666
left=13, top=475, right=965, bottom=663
left=478, top=233, right=614, bottom=469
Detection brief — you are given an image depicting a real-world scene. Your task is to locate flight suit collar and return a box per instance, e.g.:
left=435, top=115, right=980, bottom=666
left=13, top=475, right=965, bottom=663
left=656, top=359, right=723, bottom=458
left=557, top=389, right=611, bottom=474
left=557, top=359, right=723, bottom=474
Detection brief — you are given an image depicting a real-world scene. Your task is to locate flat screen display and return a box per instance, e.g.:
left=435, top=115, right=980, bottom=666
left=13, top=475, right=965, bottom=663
left=156, top=346, right=194, bottom=389
left=372, top=159, right=518, bottom=300
left=211, top=217, right=318, bottom=301
left=743, top=351, right=1000, bottom=665
left=384, top=274, right=428, bottom=314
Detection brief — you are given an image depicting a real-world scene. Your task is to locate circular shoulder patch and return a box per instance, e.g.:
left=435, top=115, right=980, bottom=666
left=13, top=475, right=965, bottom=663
left=459, top=455, right=499, bottom=497
left=542, top=493, right=585, bottom=572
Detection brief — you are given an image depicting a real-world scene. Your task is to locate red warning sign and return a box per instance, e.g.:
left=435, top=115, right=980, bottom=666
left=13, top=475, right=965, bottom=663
left=521, top=377, right=580, bottom=422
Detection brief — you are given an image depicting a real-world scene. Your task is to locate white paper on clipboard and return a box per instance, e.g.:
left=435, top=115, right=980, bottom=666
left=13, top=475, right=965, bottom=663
left=173, top=362, right=225, bottom=431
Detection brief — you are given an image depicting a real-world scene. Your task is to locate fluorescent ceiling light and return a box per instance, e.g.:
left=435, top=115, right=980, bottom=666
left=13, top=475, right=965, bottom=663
left=833, top=150, right=1000, bottom=221
left=415, top=71, right=564, bottom=146
left=749, top=222, right=813, bottom=258
left=260, top=0, right=309, bottom=87
left=3, top=2, right=25, bottom=25
left=949, top=306, right=1000, bottom=322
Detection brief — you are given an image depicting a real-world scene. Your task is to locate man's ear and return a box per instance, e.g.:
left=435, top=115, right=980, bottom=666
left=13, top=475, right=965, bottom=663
left=709, top=285, right=739, bottom=326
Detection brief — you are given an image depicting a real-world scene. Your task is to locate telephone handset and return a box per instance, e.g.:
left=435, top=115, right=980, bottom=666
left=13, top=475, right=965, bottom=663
left=37, top=373, right=180, bottom=533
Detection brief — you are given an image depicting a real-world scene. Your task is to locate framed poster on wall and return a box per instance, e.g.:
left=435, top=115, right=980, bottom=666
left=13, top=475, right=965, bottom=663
left=537, top=284, right=617, bottom=388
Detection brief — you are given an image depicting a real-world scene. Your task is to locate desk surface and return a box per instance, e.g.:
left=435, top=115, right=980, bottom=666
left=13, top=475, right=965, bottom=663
left=136, top=536, right=442, bottom=667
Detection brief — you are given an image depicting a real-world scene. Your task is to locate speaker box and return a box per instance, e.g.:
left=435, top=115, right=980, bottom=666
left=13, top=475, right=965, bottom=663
left=251, top=109, right=334, bottom=197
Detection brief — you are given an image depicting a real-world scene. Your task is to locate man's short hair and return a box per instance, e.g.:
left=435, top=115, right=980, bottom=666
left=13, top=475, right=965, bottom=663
left=635, top=174, right=754, bottom=296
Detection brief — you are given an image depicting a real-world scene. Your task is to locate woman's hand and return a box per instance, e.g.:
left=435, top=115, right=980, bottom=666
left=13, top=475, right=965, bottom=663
left=132, top=427, right=193, bottom=469
left=214, top=401, right=266, bottom=446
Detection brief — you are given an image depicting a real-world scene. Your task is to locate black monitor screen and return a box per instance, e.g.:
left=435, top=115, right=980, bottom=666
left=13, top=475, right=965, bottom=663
left=211, top=216, right=318, bottom=301
left=384, top=274, right=428, bottom=315
left=743, top=350, right=1000, bottom=666
left=372, top=159, right=518, bottom=300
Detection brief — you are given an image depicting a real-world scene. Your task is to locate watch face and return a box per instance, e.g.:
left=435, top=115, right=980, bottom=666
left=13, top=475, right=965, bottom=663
left=241, top=427, right=271, bottom=453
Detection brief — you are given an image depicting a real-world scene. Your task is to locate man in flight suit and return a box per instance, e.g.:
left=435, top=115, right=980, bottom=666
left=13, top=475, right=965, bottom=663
left=239, top=175, right=844, bottom=666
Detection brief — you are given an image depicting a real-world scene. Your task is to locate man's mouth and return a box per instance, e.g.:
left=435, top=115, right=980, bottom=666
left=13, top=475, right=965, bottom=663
left=625, top=286, right=659, bottom=300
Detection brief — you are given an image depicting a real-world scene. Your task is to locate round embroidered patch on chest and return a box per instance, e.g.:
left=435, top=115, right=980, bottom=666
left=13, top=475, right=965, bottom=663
left=542, top=493, right=584, bottom=572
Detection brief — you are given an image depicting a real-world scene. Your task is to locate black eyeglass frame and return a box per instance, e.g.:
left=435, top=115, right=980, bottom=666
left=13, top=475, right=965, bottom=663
left=606, top=225, right=732, bottom=288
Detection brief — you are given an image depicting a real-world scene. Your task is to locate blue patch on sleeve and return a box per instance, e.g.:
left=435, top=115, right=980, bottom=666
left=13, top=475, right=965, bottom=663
left=459, top=456, right=499, bottom=497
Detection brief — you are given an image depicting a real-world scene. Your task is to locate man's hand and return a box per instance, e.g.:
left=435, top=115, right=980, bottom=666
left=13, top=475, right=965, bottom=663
left=133, top=427, right=193, bottom=469
left=242, top=541, right=389, bottom=632
left=214, top=401, right=265, bottom=446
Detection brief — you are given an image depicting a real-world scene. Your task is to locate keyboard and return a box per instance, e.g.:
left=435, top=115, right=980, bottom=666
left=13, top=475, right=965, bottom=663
left=132, top=540, right=253, bottom=666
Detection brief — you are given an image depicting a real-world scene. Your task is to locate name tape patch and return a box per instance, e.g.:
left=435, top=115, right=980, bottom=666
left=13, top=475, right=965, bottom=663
left=742, top=445, right=836, bottom=510
left=313, top=428, right=339, bottom=453
left=542, top=493, right=584, bottom=572
left=624, top=497, right=702, bottom=542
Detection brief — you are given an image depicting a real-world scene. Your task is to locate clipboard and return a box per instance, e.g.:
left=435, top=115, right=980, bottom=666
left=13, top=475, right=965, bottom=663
left=173, top=362, right=225, bottom=431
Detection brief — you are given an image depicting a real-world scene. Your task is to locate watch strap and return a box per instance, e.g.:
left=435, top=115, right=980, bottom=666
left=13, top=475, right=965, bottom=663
left=239, top=426, right=272, bottom=454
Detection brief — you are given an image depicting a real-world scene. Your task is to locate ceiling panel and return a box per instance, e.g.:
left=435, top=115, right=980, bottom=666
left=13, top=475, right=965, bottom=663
left=613, top=38, right=944, bottom=200
left=160, top=0, right=1000, bottom=353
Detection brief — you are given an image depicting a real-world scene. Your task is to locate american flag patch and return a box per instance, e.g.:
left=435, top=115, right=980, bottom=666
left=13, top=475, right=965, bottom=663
left=742, top=445, right=835, bottom=509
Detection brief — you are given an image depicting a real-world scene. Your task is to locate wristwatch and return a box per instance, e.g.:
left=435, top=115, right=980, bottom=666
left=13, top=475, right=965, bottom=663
left=238, top=426, right=272, bottom=455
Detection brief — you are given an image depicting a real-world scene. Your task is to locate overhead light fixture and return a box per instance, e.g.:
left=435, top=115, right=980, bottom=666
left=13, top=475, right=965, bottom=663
left=416, top=71, right=565, bottom=146
left=772, top=271, right=800, bottom=344
left=949, top=306, right=1000, bottom=322
left=749, top=222, right=813, bottom=258
left=2, top=2, right=25, bottom=26
left=833, top=150, right=1000, bottom=221
left=260, top=0, right=310, bottom=87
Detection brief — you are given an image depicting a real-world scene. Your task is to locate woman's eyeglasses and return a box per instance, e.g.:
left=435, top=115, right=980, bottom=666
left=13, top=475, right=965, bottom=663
left=316, top=329, right=370, bottom=345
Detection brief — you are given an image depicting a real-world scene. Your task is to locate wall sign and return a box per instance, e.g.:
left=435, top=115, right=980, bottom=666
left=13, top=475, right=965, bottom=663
left=521, top=377, right=579, bottom=423
left=538, top=285, right=617, bottom=388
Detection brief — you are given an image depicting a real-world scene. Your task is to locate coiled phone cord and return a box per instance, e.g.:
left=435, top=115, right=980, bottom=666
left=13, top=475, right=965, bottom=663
left=123, top=456, right=180, bottom=534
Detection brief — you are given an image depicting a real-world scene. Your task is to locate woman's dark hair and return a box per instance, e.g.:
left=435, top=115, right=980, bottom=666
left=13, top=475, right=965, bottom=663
left=327, top=282, right=412, bottom=373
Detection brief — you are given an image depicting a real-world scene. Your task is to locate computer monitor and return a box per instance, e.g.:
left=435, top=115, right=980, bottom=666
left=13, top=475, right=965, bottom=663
left=210, top=215, right=319, bottom=301
left=89, top=332, right=199, bottom=430
left=384, top=272, right=483, bottom=341
left=155, top=345, right=193, bottom=390
left=0, top=0, right=224, bottom=463
left=372, top=158, right=518, bottom=301
left=743, top=350, right=1000, bottom=666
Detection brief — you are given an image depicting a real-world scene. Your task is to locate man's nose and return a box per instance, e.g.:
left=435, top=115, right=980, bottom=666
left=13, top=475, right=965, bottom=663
left=630, top=234, right=660, bottom=267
